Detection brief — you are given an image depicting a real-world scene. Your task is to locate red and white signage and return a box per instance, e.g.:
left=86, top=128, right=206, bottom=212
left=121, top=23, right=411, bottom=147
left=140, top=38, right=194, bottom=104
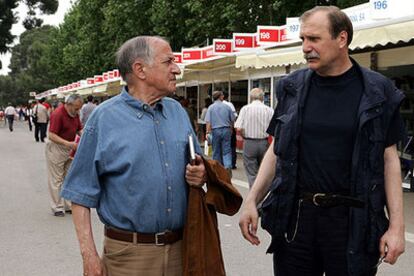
left=103, top=72, right=109, bottom=81
left=233, top=33, right=258, bottom=50
left=257, top=26, right=282, bottom=45
left=201, top=46, right=215, bottom=59
left=87, top=78, right=95, bottom=85
left=108, top=71, right=115, bottom=79
left=182, top=48, right=202, bottom=61
left=94, top=75, right=104, bottom=83
left=279, top=26, right=288, bottom=42
left=213, top=39, right=233, bottom=54
left=113, top=69, right=120, bottom=78
left=174, top=53, right=183, bottom=64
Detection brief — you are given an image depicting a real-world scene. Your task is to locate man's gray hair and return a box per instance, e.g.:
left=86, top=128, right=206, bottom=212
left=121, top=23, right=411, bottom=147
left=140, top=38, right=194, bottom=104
left=250, top=88, right=264, bottom=101
left=212, top=90, right=224, bottom=101
left=65, top=94, right=82, bottom=104
left=115, top=36, right=167, bottom=83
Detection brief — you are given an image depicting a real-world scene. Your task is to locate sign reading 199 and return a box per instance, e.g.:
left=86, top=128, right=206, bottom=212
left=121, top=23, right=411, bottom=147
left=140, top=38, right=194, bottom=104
left=373, top=0, right=388, bottom=10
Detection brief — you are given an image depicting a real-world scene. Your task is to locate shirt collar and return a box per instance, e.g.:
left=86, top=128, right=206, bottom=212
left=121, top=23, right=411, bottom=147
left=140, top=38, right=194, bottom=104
left=120, top=86, right=166, bottom=118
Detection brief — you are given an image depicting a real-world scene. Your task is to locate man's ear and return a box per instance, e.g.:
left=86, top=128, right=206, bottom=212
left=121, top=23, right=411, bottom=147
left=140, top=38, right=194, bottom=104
left=338, top=30, right=348, bottom=49
left=132, top=60, right=146, bottom=80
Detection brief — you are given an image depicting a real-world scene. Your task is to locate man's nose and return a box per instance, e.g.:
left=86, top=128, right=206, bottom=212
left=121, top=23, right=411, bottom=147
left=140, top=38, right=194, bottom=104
left=302, top=40, right=312, bottom=53
left=172, top=63, right=181, bottom=75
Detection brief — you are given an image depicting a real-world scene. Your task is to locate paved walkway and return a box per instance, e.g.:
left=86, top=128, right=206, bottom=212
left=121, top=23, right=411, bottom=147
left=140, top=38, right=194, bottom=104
left=0, top=120, right=413, bottom=275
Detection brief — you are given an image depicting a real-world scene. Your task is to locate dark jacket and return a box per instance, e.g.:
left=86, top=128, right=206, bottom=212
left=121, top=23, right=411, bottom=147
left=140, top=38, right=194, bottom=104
left=183, top=158, right=243, bottom=276
left=261, top=60, right=405, bottom=275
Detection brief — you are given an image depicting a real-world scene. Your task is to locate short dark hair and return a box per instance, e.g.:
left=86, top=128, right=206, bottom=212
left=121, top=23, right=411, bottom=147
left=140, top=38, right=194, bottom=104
left=87, top=95, right=94, bottom=102
left=300, top=6, right=353, bottom=46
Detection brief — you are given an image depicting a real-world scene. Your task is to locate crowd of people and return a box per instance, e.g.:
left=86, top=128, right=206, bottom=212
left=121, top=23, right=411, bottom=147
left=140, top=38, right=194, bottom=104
left=1, top=5, right=407, bottom=276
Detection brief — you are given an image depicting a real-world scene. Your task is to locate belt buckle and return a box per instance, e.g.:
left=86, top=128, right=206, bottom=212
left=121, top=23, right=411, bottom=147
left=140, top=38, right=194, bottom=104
left=155, top=231, right=166, bottom=246
left=312, top=193, right=326, bottom=206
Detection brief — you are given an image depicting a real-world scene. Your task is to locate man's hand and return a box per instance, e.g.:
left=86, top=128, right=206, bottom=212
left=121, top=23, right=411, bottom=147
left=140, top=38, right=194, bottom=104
left=67, top=141, right=77, bottom=151
left=185, top=154, right=207, bottom=187
left=82, top=252, right=105, bottom=276
left=379, top=226, right=405, bottom=264
left=239, top=200, right=260, bottom=246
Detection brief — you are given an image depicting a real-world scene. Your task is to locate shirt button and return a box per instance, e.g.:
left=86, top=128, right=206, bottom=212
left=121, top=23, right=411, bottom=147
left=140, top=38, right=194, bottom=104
left=165, top=163, right=169, bottom=167
left=143, top=104, right=149, bottom=111
left=168, top=186, right=171, bottom=190
left=160, top=140, right=164, bottom=145
left=167, top=208, right=171, bottom=212
left=155, top=120, right=160, bottom=124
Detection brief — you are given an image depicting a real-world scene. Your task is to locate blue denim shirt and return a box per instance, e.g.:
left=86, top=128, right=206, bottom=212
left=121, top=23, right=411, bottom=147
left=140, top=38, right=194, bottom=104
left=61, top=88, right=201, bottom=233
left=205, top=100, right=235, bottom=129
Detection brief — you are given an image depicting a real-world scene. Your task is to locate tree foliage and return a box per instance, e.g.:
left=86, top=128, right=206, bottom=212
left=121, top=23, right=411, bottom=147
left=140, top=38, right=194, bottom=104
left=0, top=0, right=58, bottom=55
left=0, top=25, right=56, bottom=105
left=1, top=0, right=368, bottom=105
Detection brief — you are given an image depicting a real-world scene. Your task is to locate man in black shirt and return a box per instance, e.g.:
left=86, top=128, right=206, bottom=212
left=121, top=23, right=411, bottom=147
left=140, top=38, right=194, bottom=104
left=239, top=6, right=405, bottom=275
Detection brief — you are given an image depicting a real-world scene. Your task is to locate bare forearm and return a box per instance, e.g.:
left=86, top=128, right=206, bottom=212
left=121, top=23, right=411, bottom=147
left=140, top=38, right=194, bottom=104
left=384, top=145, right=404, bottom=230
left=206, top=123, right=212, bottom=133
left=246, top=140, right=276, bottom=204
left=72, top=204, right=99, bottom=259
left=48, top=132, right=70, bottom=147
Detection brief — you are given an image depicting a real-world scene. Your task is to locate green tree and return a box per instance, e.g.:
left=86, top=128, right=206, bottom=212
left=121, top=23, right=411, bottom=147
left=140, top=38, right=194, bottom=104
left=0, top=0, right=58, bottom=55
left=0, top=25, right=56, bottom=105
left=45, top=0, right=367, bottom=86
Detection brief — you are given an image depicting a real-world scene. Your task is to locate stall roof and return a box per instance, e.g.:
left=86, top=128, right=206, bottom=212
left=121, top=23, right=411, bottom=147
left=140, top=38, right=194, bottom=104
left=236, top=17, right=414, bottom=70
left=350, top=18, right=414, bottom=50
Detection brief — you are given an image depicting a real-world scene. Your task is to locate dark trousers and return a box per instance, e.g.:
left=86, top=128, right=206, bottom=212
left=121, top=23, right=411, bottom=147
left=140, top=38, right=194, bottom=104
left=27, top=116, right=32, bottom=131
left=6, top=115, right=14, bottom=131
left=273, top=202, right=378, bottom=276
left=231, top=128, right=237, bottom=168
left=35, top=122, right=47, bottom=142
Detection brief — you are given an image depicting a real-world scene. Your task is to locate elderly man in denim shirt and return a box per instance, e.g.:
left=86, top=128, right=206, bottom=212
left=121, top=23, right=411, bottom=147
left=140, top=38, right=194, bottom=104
left=61, top=36, right=206, bottom=276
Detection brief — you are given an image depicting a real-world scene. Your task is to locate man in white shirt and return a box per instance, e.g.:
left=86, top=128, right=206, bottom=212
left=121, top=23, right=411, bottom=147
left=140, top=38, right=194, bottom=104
left=4, top=103, right=17, bottom=132
left=235, top=88, right=273, bottom=187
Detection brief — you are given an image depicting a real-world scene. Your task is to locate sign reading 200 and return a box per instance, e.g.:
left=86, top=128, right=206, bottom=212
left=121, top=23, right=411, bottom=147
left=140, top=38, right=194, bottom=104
left=373, top=0, right=388, bottom=10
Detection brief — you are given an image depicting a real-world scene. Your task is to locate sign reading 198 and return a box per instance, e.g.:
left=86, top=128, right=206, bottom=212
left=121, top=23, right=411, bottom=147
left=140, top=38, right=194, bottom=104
left=373, top=0, right=388, bottom=10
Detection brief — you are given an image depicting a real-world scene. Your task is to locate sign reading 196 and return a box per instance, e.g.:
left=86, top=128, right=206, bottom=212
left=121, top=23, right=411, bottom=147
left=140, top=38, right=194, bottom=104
left=372, top=0, right=388, bottom=10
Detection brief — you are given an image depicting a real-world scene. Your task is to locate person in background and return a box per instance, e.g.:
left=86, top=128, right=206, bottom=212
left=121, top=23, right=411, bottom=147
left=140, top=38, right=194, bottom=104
left=239, top=6, right=405, bottom=275
left=205, top=90, right=235, bottom=177
left=180, top=97, right=197, bottom=133
left=4, top=103, right=17, bottom=132
left=200, top=97, right=213, bottom=140
left=234, top=88, right=273, bottom=188
left=46, top=94, right=83, bottom=217
left=80, top=95, right=97, bottom=126
left=26, top=103, right=34, bottom=131
left=223, top=92, right=238, bottom=169
left=33, top=98, right=49, bottom=142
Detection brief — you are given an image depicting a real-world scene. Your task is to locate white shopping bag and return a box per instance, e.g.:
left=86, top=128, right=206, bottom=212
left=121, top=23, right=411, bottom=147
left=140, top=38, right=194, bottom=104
left=204, top=140, right=209, bottom=156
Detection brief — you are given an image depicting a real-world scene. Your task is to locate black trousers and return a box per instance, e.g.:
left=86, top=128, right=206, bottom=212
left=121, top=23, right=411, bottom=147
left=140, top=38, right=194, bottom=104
left=273, top=202, right=378, bottom=276
left=6, top=115, right=14, bottom=131
left=231, top=128, right=237, bottom=167
left=34, top=122, right=47, bottom=142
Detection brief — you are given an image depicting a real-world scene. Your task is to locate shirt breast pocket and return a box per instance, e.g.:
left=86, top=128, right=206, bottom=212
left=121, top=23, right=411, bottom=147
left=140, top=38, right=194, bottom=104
left=175, top=140, right=189, bottom=168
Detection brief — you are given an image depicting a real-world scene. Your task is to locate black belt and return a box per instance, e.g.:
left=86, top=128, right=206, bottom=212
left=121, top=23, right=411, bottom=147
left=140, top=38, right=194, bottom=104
left=244, top=137, right=268, bottom=140
left=104, top=226, right=182, bottom=245
left=300, top=192, right=365, bottom=208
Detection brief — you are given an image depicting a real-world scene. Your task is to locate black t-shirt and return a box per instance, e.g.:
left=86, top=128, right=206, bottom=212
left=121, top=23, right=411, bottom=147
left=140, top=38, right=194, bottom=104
left=267, top=66, right=404, bottom=194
